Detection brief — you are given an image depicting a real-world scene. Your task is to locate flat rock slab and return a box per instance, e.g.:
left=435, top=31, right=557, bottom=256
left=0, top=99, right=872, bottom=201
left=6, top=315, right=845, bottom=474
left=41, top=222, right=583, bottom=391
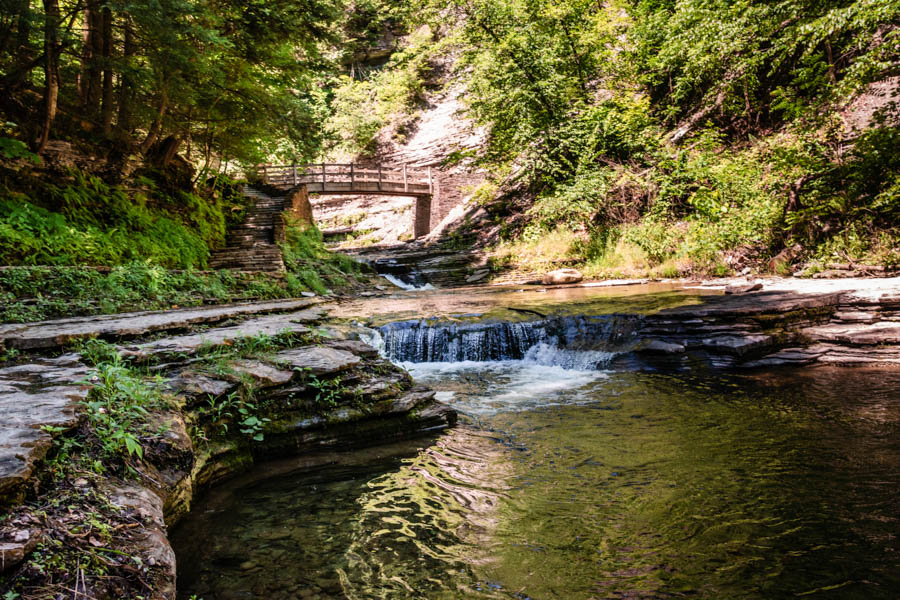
left=165, top=372, right=237, bottom=403
left=803, top=321, right=900, bottom=345
left=119, top=308, right=326, bottom=360
left=228, top=360, right=294, bottom=388
left=0, top=355, right=90, bottom=504
left=0, top=299, right=320, bottom=351
left=274, top=346, right=361, bottom=376
left=658, top=291, right=843, bottom=319
left=325, top=339, right=380, bottom=358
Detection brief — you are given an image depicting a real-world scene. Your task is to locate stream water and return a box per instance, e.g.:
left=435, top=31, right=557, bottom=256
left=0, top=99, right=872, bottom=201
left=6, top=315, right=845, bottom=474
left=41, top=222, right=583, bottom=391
left=172, top=285, right=900, bottom=600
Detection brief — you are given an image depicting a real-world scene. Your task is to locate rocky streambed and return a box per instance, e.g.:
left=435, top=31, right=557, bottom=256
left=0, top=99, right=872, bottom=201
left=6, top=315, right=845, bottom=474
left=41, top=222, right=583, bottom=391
left=1, top=277, right=899, bottom=598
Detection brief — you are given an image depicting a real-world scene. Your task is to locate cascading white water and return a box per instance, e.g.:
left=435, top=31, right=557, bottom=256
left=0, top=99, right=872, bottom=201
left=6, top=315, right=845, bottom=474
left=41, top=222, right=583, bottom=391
left=360, top=315, right=629, bottom=416
left=373, top=315, right=633, bottom=364
left=381, top=274, right=435, bottom=291
left=378, top=319, right=550, bottom=362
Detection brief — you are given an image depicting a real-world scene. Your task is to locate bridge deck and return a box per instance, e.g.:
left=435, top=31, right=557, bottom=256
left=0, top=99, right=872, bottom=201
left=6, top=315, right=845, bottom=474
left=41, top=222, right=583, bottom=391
left=259, top=163, right=433, bottom=197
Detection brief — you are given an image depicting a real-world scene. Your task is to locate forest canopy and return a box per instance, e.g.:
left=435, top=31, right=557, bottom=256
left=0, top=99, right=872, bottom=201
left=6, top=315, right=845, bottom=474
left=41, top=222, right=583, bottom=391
left=1, top=0, right=898, bottom=271
left=0, top=0, right=406, bottom=166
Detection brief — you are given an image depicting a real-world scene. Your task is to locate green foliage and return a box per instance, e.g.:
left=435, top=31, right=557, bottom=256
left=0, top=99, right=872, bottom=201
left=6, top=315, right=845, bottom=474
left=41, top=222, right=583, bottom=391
left=0, top=172, right=227, bottom=269
left=629, top=0, right=900, bottom=129
left=0, top=0, right=340, bottom=164
left=416, top=0, right=900, bottom=272
left=74, top=338, right=123, bottom=367
left=279, top=218, right=367, bottom=293
left=307, top=374, right=344, bottom=408
left=325, top=26, right=443, bottom=156
left=0, top=263, right=295, bottom=323
left=79, top=349, right=168, bottom=461
left=198, top=391, right=270, bottom=442
left=0, top=137, right=39, bottom=163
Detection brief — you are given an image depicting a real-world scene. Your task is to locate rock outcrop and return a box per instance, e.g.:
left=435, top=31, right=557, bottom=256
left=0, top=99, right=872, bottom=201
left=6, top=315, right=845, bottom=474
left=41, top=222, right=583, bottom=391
left=0, top=299, right=455, bottom=599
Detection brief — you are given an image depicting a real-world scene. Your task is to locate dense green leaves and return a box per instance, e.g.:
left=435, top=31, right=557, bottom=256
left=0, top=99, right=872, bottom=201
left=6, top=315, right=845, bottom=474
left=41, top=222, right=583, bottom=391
left=0, top=0, right=344, bottom=166
left=411, top=0, right=900, bottom=270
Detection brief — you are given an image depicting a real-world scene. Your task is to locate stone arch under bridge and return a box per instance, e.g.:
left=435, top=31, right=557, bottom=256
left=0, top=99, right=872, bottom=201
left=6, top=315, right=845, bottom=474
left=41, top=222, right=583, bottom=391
left=258, top=163, right=436, bottom=238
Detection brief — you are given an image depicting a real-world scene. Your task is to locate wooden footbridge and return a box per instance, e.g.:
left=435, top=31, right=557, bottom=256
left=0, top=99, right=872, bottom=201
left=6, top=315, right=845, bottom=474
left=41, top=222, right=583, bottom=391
left=258, top=163, right=436, bottom=237
left=258, top=163, right=433, bottom=197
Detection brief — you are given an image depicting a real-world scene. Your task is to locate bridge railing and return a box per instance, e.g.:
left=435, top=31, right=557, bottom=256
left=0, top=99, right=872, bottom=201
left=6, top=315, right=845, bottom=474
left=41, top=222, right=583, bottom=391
left=257, top=163, right=433, bottom=194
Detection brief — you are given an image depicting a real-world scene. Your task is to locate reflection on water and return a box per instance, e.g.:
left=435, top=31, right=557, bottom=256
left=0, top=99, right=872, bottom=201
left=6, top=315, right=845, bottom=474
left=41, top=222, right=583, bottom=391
left=328, top=282, right=713, bottom=326
left=174, top=367, right=900, bottom=599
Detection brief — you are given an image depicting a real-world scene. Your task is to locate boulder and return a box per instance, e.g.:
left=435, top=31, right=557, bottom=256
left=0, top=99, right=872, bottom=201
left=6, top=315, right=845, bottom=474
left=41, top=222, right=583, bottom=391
left=466, top=269, right=490, bottom=283
left=724, top=282, right=763, bottom=294
left=542, top=269, right=583, bottom=285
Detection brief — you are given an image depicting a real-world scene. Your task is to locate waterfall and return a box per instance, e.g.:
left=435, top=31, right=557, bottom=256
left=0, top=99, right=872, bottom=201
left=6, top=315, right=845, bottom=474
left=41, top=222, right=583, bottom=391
left=373, top=315, right=638, bottom=366
left=381, top=274, right=435, bottom=291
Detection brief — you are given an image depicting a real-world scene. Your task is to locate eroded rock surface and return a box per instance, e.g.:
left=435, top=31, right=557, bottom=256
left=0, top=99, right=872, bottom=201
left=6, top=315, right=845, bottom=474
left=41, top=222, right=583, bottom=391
left=628, top=284, right=900, bottom=368
left=0, top=298, right=319, bottom=351
left=0, top=355, right=89, bottom=504
left=274, top=346, right=361, bottom=375
left=119, top=307, right=326, bottom=360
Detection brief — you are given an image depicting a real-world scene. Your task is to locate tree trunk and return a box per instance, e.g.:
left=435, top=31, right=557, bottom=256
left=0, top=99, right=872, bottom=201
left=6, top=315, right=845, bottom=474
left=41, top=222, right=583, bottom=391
left=36, top=0, right=60, bottom=153
left=15, top=0, right=32, bottom=70
left=100, top=5, right=114, bottom=133
left=0, top=0, right=36, bottom=92
left=140, top=90, right=168, bottom=154
left=152, top=135, right=180, bottom=168
left=116, top=16, right=134, bottom=132
left=80, top=2, right=103, bottom=113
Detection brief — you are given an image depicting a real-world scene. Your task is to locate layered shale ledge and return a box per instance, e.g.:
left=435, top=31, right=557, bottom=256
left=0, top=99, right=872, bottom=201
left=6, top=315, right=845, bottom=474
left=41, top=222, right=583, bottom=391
left=0, top=301, right=455, bottom=599
left=375, top=282, right=900, bottom=369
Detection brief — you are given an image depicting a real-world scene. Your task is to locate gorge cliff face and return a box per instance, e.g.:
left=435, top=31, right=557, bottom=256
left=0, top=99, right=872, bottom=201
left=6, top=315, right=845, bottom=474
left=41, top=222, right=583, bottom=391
left=315, top=84, right=487, bottom=247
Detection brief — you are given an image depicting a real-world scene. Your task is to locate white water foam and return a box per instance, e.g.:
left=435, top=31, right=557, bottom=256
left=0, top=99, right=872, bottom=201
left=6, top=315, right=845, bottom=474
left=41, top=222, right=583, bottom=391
left=404, top=359, right=609, bottom=416
left=522, top=342, right=615, bottom=370
left=381, top=274, right=435, bottom=291
left=361, top=327, right=613, bottom=416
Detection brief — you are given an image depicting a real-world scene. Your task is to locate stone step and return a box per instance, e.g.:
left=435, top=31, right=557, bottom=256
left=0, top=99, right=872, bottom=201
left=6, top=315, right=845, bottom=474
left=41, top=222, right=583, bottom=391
left=212, top=186, right=287, bottom=272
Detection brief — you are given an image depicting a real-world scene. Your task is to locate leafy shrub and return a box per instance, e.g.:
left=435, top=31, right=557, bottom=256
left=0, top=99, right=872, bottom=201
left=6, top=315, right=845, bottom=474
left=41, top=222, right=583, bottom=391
left=0, top=172, right=226, bottom=269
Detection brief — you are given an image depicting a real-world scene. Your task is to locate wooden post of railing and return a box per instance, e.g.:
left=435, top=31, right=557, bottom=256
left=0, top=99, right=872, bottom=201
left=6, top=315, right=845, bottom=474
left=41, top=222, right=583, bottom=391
left=403, top=164, right=408, bottom=192
left=350, top=163, right=354, bottom=188
left=292, top=162, right=297, bottom=186
left=378, top=164, right=382, bottom=190
left=321, top=163, right=326, bottom=185
left=427, top=167, right=433, bottom=194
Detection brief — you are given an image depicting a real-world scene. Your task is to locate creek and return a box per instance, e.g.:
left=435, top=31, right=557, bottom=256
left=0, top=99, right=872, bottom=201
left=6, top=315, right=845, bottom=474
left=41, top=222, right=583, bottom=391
left=171, top=284, right=900, bottom=599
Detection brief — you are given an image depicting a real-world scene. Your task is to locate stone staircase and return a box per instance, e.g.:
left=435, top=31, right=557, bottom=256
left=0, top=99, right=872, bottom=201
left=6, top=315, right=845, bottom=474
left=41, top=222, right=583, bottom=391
left=209, top=186, right=286, bottom=272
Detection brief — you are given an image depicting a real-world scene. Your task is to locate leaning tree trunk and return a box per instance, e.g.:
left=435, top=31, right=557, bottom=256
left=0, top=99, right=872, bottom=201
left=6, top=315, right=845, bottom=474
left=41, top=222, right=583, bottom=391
left=140, top=89, right=168, bottom=154
left=36, top=0, right=60, bottom=153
